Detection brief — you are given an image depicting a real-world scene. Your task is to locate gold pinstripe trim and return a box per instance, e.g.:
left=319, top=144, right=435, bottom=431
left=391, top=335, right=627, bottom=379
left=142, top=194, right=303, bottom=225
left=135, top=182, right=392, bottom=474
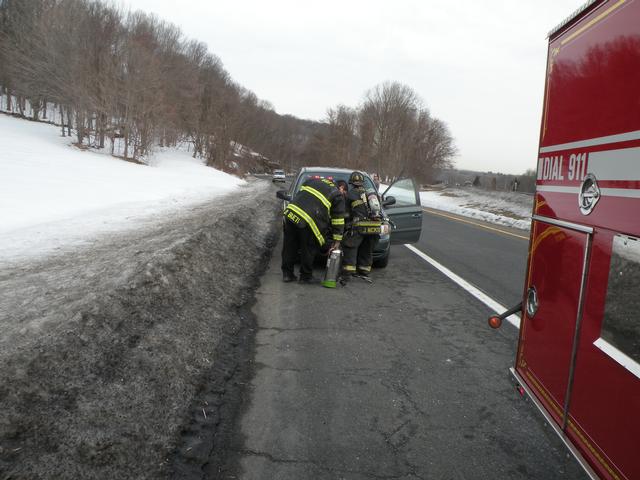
left=561, top=0, right=626, bottom=46
left=567, top=419, right=621, bottom=480
left=525, top=370, right=563, bottom=417
left=523, top=368, right=621, bottom=479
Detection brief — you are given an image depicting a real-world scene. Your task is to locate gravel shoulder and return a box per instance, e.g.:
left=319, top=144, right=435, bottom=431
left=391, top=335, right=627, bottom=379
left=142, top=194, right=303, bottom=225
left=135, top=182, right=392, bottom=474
left=0, top=180, right=280, bottom=480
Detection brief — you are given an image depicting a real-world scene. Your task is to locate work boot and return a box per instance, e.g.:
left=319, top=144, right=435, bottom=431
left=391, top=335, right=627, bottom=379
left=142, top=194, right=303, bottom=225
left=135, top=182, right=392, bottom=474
left=282, top=272, right=297, bottom=283
left=354, top=270, right=373, bottom=284
left=298, top=276, right=319, bottom=285
left=340, top=270, right=356, bottom=281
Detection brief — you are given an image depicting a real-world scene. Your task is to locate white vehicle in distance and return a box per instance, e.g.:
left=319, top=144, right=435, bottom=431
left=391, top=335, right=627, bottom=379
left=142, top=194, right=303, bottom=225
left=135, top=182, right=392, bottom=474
left=272, top=169, right=286, bottom=183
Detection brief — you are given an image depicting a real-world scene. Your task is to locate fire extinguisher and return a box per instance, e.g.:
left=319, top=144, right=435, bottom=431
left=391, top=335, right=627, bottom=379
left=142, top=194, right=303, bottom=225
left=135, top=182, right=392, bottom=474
left=322, top=249, right=342, bottom=288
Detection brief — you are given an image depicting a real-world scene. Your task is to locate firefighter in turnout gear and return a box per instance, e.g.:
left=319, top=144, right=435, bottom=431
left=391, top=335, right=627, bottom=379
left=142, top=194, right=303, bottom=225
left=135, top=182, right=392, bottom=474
left=342, top=171, right=382, bottom=281
left=281, top=177, right=346, bottom=283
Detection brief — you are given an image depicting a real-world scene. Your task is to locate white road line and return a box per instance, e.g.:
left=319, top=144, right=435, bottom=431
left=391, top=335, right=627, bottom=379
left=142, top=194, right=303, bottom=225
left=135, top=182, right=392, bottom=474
left=593, top=338, right=640, bottom=380
left=405, top=244, right=521, bottom=329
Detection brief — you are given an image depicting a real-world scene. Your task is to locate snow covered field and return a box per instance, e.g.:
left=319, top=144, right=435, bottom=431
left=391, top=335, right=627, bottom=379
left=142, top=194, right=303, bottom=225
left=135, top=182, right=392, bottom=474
left=0, top=114, right=245, bottom=262
left=420, top=188, right=533, bottom=230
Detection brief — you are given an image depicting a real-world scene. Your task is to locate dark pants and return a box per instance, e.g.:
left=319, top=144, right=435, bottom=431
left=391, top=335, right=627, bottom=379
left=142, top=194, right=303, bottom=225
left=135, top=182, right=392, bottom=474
left=342, top=231, right=376, bottom=274
left=281, top=219, right=318, bottom=280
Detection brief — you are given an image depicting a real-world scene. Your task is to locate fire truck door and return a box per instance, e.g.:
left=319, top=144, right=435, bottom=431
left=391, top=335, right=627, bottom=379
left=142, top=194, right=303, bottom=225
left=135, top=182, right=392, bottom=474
left=516, top=216, right=592, bottom=427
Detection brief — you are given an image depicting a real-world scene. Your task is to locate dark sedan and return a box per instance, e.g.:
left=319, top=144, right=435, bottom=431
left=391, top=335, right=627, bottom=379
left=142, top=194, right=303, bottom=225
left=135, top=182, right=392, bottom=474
left=276, top=167, right=423, bottom=267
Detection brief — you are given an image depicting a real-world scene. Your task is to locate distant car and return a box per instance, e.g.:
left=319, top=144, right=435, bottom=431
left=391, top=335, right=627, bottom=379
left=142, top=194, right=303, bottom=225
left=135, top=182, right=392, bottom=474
left=272, top=169, right=286, bottom=183
left=276, top=167, right=423, bottom=268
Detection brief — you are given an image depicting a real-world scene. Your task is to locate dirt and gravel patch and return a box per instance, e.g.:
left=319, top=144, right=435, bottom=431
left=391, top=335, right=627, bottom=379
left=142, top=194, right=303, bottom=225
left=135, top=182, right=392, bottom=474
left=0, top=180, right=280, bottom=480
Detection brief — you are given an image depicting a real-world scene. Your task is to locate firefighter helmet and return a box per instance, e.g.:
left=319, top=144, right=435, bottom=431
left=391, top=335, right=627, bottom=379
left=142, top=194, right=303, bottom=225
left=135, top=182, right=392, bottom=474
left=348, top=171, right=365, bottom=187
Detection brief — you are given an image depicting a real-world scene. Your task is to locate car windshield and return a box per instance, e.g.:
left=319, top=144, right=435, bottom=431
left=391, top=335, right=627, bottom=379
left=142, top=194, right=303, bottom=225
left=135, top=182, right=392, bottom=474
left=274, top=170, right=285, bottom=175
left=294, top=171, right=376, bottom=194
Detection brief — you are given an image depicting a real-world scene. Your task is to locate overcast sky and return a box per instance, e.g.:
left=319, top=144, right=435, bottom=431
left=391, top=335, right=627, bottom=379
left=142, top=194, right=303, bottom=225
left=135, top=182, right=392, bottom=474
left=121, top=0, right=582, bottom=175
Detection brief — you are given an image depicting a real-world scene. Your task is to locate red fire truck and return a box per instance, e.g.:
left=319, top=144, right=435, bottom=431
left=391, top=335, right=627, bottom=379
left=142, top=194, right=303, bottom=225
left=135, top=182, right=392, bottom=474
left=489, top=1, right=640, bottom=479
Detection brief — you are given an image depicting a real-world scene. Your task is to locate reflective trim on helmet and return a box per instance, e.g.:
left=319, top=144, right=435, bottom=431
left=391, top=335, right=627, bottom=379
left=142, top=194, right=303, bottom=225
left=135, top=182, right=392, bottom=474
left=300, top=185, right=331, bottom=211
left=286, top=204, right=325, bottom=246
left=349, top=171, right=365, bottom=186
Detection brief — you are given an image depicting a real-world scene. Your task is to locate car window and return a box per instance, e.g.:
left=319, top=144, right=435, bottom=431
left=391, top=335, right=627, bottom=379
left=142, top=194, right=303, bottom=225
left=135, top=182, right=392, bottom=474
left=384, top=178, right=418, bottom=206
left=363, top=176, right=376, bottom=193
left=294, top=172, right=349, bottom=193
left=293, top=172, right=377, bottom=195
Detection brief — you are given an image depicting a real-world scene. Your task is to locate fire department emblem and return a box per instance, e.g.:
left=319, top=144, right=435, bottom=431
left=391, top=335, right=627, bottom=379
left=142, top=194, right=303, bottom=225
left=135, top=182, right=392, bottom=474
left=579, top=173, right=600, bottom=215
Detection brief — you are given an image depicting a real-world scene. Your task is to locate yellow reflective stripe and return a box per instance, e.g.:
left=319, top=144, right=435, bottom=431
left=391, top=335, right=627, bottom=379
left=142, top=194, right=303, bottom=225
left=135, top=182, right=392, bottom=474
left=331, top=218, right=345, bottom=225
left=300, top=186, right=331, bottom=211
left=333, top=234, right=343, bottom=241
left=343, top=265, right=356, bottom=271
left=351, top=199, right=364, bottom=208
left=355, top=221, right=382, bottom=227
left=358, top=265, right=372, bottom=272
left=285, top=210, right=301, bottom=224
left=287, top=204, right=325, bottom=246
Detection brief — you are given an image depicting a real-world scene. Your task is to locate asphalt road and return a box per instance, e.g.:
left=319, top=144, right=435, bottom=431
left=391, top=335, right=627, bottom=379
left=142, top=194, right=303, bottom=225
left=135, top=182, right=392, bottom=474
left=220, top=205, right=588, bottom=479
left=417, top=207, right=531, bottom=308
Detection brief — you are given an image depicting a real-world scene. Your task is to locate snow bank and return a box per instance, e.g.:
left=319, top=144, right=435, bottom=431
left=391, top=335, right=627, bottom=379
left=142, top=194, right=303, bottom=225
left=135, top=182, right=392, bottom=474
left=0, top=115, right=245, bottom=261
left=419, top=188, right=533, bottom=231
left=0, top=184, right=280, bottom=480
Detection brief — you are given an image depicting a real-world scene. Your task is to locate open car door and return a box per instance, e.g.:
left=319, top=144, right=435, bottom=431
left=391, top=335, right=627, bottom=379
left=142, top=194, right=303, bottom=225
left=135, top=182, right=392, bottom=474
left=382, top=178, right=422, bottom=245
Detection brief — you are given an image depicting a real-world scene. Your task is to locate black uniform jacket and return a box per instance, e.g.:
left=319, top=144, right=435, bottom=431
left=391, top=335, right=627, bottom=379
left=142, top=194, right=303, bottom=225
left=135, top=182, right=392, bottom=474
left=346, top=186, right=369, bottom=223
left=284, top=178, right=346, bottom=247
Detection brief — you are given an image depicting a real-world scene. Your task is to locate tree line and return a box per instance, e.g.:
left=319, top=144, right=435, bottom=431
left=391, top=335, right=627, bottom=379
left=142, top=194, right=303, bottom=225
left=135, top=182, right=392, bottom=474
left=318, top=82, right=456, bottom=183
left=0, top=0, right=456, bottom=180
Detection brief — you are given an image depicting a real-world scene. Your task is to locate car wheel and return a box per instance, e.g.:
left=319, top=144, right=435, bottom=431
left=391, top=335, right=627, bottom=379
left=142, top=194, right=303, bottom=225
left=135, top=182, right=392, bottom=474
left=373, top=248, right=390, bottom=268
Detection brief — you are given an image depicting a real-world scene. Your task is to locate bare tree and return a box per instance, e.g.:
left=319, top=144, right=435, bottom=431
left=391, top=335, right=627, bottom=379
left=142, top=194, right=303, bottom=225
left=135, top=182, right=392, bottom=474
left=325, top=105, right=358, bottom=168
left=317, top=82, right=456, bottom=182
left=4, top=0, right=458, bottom=178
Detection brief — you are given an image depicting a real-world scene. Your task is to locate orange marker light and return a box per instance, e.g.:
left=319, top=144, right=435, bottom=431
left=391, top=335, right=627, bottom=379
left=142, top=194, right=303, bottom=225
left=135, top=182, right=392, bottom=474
left=488, top=315, right=503, bottom=329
